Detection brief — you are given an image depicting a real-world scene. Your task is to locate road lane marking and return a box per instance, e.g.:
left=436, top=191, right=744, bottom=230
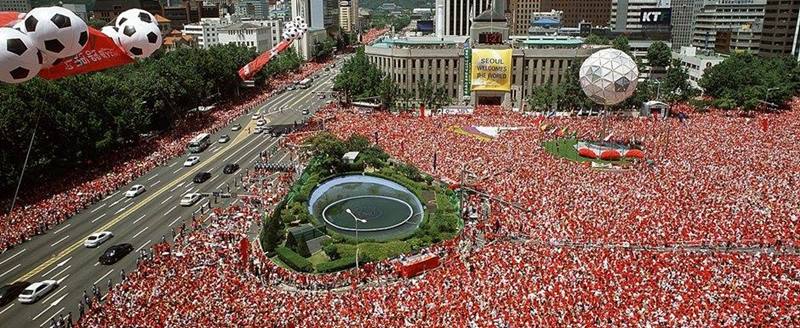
left=115, top=203, right=133, bottom=214
left=132, top=227, right=148, bottom=239
left=90, top=204, right=106, bottom=213
left=109, top=198, right=123, bottom=207
left=150, top=180, right=161, bottom=187
left=52, top=224, right=71, bottom=234
left=102, top=192, right=118, bottom=201
left=168, top=217, right=182, bottom=227
left=50, top=235, right=70, bottom=247
left=94, top=269, right=114, bottom=285
left=164, top=206, right=177, bottom=216
left=132, top=214, right=147, bottom=225
left=0, top=304, right=14, bottom=316
left=91, top=213, right=106, bottom=224
left=160, top=195, right=174, bottom=205
left=147, top=173, right=159, bottom=181
left=172, top=167, right=182, bottom=174
left=39, top=306, right=65, bottom=327
left=216, top=182, right=226, bottom=190
left=136, top=240, right=151, bottom=252
left=0, top=248, right=26, bottom=266
left=168, top=162, right=177, bottom=168
left=0, top=264, right=20, bottom=279
left=14, top=77, right=326, bottom=283
left=40, top=257, right=70, bottom=278
left=50, top=265, right=71, bottom=280
left=32, top=293, right=66, bottom=321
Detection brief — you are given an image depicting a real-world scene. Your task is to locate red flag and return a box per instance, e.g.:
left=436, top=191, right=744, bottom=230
left=238, top=40, right=291, bottom=80
left=760, top=117, right=768, bottom=132
left=0, top=11, right=24, bottom=26
left=38, top=28, right=134, bottom=80
left=239, top=238, right=251, bottom=266
left=420, top=103, right=426, bottom=118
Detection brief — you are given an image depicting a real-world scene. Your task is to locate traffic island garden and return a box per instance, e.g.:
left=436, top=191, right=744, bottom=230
left=260, top=132, right=461, bottom=273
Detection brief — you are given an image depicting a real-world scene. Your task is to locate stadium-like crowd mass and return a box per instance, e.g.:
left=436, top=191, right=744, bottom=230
left=70, top=97, right=800, bottom=327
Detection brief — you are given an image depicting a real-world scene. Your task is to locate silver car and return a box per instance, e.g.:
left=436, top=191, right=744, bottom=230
left=18, top=280, right=58, bottom=304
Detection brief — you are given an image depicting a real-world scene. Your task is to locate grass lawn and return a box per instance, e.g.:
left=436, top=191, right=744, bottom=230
left=543, top=138, right=628, bottom=165
left=308, top=251, right=331, bottom=266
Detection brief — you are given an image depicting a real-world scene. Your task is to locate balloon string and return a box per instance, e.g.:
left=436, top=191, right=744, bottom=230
left=9, top=112, right=40, bottom=214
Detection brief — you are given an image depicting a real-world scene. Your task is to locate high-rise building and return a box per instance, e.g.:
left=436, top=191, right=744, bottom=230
left=182, top=19, right=221, bottom=48
left=540, top=0, right=612, bottom=27
left=92, top=0, right=163, bottom=23
left=671, top=0, right=704, bottom=49
left=508, top=0, right=542, bottom=35
left=759, top=0, right=800, bottom=57
left=339, top=2, right=353, bottom=32
left=692, top=0, right=766, bottom=54
left=0, top=0, right=31, bottom=13
left=291, top=0, right=338, bottom=59
left=435, top=0, right=494, bottom=36
left=236, top=0, right=270, bottom=19
left=611, top=0, right=670, bottom=33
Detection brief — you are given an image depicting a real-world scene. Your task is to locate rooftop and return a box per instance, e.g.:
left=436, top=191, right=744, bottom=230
left=373, top=35, right=469, bottom=47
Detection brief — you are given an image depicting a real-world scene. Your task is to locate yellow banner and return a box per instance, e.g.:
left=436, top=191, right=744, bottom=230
left=470, top=49, right=512, bottom=92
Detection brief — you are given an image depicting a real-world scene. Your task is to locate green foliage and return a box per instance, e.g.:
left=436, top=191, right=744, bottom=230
left=311, top=38, right=336, bottom=60
left=333, top=47, right=386, bottom=103
left=281, top=201, right=313, bottom=224
left=323, top=243, right=340, bottom=260
left=315, top=256, right=358, bottom=273
left=527, top=82, right=562, bottom=112
left=336, top=240, right=412, bottom=260
left=276, top=247, right=313, bottom=272
left=418, top=80, right=452, bottom=111
left=612, top=36, right=632, bottom=57
left=661, top=62, right=699, bottom=102
left=87, top=18, right=108, bottom=29
left=646, top=41, right=672, bottom=68
left=584, top=34, right=609, bottom=45
left=700, top=52, right=799, bottom=109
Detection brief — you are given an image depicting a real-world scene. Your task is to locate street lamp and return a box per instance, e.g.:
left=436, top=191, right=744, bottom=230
left=345, top=208, right=367, bottom=272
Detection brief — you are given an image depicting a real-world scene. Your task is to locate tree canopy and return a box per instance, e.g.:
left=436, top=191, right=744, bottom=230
left=333, top=47, right=388, bottom=103
left=646, top=41, right=672, bottom=68
left=700, top=53, right=799, bottom=109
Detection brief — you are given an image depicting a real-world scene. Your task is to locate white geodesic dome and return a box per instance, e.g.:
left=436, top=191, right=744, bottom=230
left=579, top=48, right=639, bottom=106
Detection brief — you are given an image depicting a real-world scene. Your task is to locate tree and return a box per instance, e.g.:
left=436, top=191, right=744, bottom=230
left=584, top=34, right=609, bottom=45
left=700, top=52, right=799, bottom=109
left=661, top=61, right=698, bottom=103
left=612, top=35, right=632, bottom=57
left=333, top=47, right=385, bottom=103
left=88, top=18, right=108, bottom=29
left=646, top=41, right=672, bottom=68
left=558, top=60, right=594, bottom=111
left=377, top=76, right=397, bottom=109
left=417, top=80, right=452, bottom=112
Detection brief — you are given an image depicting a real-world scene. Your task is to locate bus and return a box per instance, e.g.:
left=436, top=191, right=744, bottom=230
left=298, top=78, right=312, bottom=89
left=188, top=133, right=211, bottom=153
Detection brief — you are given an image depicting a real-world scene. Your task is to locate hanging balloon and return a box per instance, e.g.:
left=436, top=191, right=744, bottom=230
left=299, top=23, right=308, bottom=32
left=117, top=20, right=162, bottom=58
left=0, top=27, right=43, bottom=83
left=114, top=9, right=157, bottom=27
left=294, top=16, right=304, bottom=25
left=14, top=6, right=88, bottom=59
left=579, top=49, right=639, bottom=106
left=100, top=25, right=121, bottom=46
left=39, top=51, right=62, bottom=68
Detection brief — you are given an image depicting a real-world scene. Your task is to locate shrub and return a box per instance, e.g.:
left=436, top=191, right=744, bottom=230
left=315, top=256, right=358, bottom=273
left=276, top=247, right=313, bottom=272
left=323, top=243, right=340, bottom=260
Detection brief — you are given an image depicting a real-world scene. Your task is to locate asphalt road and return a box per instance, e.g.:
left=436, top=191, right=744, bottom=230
left=0, top=62, right=341, bottom=327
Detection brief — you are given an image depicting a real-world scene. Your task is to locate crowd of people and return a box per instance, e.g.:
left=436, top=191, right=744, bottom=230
left=0, top=57, right=332, bottom=253
left=74, top=98, right=800, bottom=326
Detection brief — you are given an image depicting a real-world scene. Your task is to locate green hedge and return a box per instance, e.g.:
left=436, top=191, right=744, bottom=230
left=315, top=256, right=359, bottom=273
left=276, top=246, right=313, bottom=272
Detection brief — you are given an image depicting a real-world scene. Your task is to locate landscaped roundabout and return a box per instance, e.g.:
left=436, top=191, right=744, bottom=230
left=260, top=132, right=461, bottom=273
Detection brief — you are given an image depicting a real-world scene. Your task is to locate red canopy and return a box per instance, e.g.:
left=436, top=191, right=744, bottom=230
left=578, top=148, right=597, bottom=159
left=599, top=149, right=622, bottom=160
left=625, top=149, right=645, bottom=159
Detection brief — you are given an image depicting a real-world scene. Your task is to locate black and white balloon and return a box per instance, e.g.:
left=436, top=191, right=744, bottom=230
left=117, top=20, right=162, bottom=58
left=14, top=6, right=88, bottom=59
left=114, top=9, right=156, bottom=27
left=101, top=25, right=121, bottom=46
left=0, top=27, right=42, bottom=83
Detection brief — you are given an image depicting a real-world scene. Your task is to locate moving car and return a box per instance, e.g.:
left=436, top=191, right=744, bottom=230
left=231, top=124, right=242, bottom=131
left=256, top=119, right=266, bottom=126
left=85, top=231, right=113, bottom=248
left=218, top=135, right=230, bottom=143
left=18, top=280, right=57, bottom=304
left=223, top=163, right=239, bottom=174
left=99, top=243, right=134, bottom=265
left=0, top=282, right=30, bottom=306
left=302, top=108, right=310, bottom=115
left=183, top=156, right=200, bottom=167
left=251, top=114, right=261, bottom=120
left=125, top=184, right=145, bottom=198
left=180, top=193, right=201, bottom=206
left=193, top=172, right=212, bottom=183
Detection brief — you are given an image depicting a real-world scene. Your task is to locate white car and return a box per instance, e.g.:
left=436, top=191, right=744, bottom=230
left=218, top=135, right=230, bottom=143
left=253, top=127, right=263, bottom=134
left=302, top=108, right=310, bottom=115
left=125, top=184, right=145, bottom=198
left=180, top=193, right=201, bottom=206
left=85, top=231, right=113, bottom=248
left=251, top=114, right=261, bottom=120
left=256, top=119, right=266, bottom=126
left=231, top=124, right=242, bottom=131
left=183, top=156, right=200, bottom=167
left=18, top=280, right=58, bottom=304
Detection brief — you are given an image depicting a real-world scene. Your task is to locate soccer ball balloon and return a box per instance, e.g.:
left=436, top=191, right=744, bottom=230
left=117, top=20, right=162, bottom=58
left=579, top=48, right=639, bottom=106
left=299, top=23, right=308, bottom=32
left=15, top=6, right=88, bottom=59
left=101, top=25, right=121, bottom=46
left=114, top=9, right=156, bottom=27
left=294, top=16, right=304, bottom=25
left=0, top=27, right=42, bottom=83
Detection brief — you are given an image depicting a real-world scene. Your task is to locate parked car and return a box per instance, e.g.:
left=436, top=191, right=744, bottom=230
left=84, top=231, right=113, bottom=248
left=180, top=193, right=201, bottom=206
left=99, top=243, right=134, bottom=265
left=302, top=108, right=310, bottom=115
left=256, top=119, right=266, bottom=126
left=17, top=280, right=57, bottom=304
left=193, top=172, right=212, bottom=183
left=251, top=114, right=261, bottom=120
left=218, top=135, right=230, bottom=143
left=253, top=127, right=263, bottom=134
left=223, top=163, right=240, bottom=174
left=183, top=156, right=200, bottom=167
left=125, top=184, right=145, bottom=198
left=231, top=124, right=242, bottom=131
left=0, top=282, right=31, bottom=306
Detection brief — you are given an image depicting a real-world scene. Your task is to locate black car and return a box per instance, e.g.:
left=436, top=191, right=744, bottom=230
left=0, top=282, right=31, bottom=306
left=99, top=244, right=134, bottom=265
left=193, top=172, right=212, bottom=183
left=223, top=163, right=239, bottom=174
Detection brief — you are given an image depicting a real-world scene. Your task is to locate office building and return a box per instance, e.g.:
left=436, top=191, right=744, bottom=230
left=0, top=0, right=30, bottom=13
left=611, top=0, right=670, bottom=33
left=435, top=0, right=495, bottom=36
left=242, top=18, right=284, bottom=48
left=92, top=0, right=163, bottom=22
left=236, top=0, right=270, bottom=19
left=692, top=0, right=766, bottom=54
left=62, top=3, right=88, bottom=21
left=672, top=46, right=725, bottom=89
left=540, top=0, right=612, bottom=27
left=162, top=0, right=221, bottom=29
left=671, top=0, right=704, bottom=49
left=218, top=22, right=272, bottom=51
left=182, top=18, right=221, bottom=48
left=339, top=1, right=353, bottom=32
left=508, top=0, right=542, bottom=35
left=759, top=0, right=800, bottom=57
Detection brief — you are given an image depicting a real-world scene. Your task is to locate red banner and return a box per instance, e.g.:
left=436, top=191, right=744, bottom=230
left=0, top=11, right=23, bottom=26
left=239, top=238, right=251, bottom=266
left=238, top=40, right=291, bottom=81
left=397, top=253, right=440, bottom=278
left=38, top=28, right=134, bottom=80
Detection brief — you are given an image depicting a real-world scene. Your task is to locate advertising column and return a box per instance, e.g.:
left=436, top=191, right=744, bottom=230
left=463, top=41, right=471, bottom=98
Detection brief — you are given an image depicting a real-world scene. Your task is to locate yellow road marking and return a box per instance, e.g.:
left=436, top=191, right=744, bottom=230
left=14, top=79, right=330, bottom=282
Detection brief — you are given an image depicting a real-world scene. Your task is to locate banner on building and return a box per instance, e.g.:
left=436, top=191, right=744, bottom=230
left=640, top=8, right=672, bottom=26
left=463, top=41, right=471, bottom=97
left=470, top=49, right=512, bottom=92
